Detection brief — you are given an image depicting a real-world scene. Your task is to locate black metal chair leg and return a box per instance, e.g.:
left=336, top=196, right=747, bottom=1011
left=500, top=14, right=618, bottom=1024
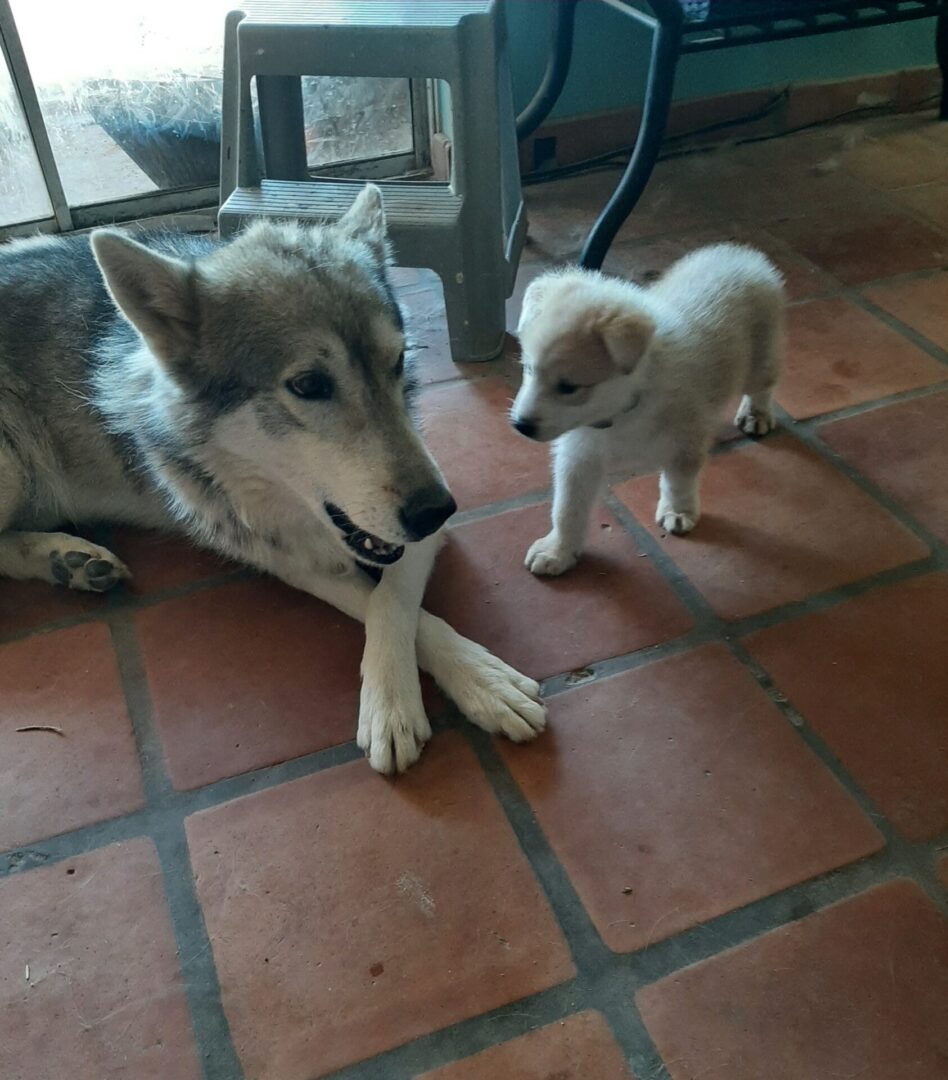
left=937, top=12, right=948, bottom=120
left=256, top=75, right=309, bottom=179
left=579, top=20, right=681, bottom=270
left=516, top=0, right=579, bottom=141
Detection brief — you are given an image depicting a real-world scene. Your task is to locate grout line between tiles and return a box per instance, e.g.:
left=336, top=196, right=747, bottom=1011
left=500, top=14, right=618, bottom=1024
left=844, top=287, right=948, bottom=368
left=798, top=378, right=948, bottom=428
left=4, top=167, right=948, bottom=1078
left=775, top=406, right=947, bottom=559
left=106, top=609, right=246, bottom=1080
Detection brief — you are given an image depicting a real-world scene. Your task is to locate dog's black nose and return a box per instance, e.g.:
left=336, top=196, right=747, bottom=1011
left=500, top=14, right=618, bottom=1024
left=512, top=416, right=538, bottom=439
left=400, top=486, right=457, bottom=540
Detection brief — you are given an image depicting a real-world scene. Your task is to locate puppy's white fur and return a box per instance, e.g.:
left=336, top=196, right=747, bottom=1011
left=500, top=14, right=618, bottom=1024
left=511, top=243, right=784, bottom=574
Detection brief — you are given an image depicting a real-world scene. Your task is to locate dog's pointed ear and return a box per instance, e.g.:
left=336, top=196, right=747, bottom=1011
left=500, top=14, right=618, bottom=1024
left=517, top=275, right=557, bottom=334
left=595, top=306, right=655, bottom=372
left=91, top=230, right=200, bottom=368
left=335, top=183, right=390, bottom=264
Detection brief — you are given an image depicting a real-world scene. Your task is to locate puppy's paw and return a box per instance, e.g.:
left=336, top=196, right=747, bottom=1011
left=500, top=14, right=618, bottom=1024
left=525, top=533, right=577, bottom=577
left=357, top=678, right=431, bottom=775
left=441, top=638, right=546, bottom=744
left=48, top=541, right=131, bottom=593
left=656, top=504, right=697, bottom=536
left=735, top=397, right=776, bottom=437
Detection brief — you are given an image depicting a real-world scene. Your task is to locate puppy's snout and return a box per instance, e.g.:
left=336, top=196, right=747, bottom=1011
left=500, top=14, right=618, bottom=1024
left=399, top=485, right=457, bottom=541
left=512, top=415, right=539, bottom=440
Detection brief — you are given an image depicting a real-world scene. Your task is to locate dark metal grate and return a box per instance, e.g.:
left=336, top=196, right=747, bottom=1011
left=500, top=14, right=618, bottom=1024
left=675, top=0, right=948, bottom=50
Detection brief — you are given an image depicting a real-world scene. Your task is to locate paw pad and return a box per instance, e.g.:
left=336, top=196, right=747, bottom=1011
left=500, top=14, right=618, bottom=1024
left=49, top=548, right=128, bottom=593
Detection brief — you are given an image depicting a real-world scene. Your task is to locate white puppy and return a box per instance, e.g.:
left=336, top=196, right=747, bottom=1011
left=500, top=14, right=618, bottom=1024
left=510, top=243, right=784, bottom=576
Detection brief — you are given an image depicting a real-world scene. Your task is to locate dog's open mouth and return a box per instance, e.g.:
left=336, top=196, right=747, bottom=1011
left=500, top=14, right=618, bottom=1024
left=325, top=503, right=405, bottom=567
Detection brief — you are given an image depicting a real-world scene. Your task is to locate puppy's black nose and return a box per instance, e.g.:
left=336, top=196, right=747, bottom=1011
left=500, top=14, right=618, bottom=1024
left=512, top=416, right=538, bottom=439
left=399, top=486, right=457, bottom=540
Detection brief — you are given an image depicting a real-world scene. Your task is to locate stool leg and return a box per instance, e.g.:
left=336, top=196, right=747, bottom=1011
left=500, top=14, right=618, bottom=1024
left=219, top=9, right=245, bottom=207
left=440, top=263, right=507, bottom=363
left=257, top=76, right=309, bottom=179
left=579, top=20, right=680, bottom=270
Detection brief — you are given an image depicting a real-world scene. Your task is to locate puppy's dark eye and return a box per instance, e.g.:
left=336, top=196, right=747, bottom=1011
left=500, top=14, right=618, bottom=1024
left=556, top=379, right=579, bottom=395
left=287, top=370, right=334, bottom=401
left=394, top=350, right=405, bottom=379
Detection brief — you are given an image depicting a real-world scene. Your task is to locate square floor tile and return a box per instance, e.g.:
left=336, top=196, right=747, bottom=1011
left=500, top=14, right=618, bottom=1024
left=744, top=574, right=948, bottom=841
left=778, top=297, right=946, bottom=419
left=185, top=733, right=574, bottom=1080
left=637, top=881, right=948, bottom=1080
left=605, top=225, right=838, bottom=303
left=0, top=839, right=202, bottom=1080
left=895, top=180, right=948, bottom=233
left=0, top=623, right=144, bottom=850
left=400, top=284, right=464, bottom=386
left=820, top=391, right=948, bottom=544
left=523, top=155, right=723, bottom=257
left=417, top=1011, right=634, bottom=1079
left=864, top=270, right=948, bottom=351
left=842, top=129, right=948, bottom=190
left=614, top=435, right=928, bottom=620
left=500, top=645, right=882, bottom=952
left=0, top=580, right=108, bottom=638
left=427, top=503, right=692, bottom=681
left=113, top=528, right=239, bottom=596
left=420, top=378, right=550, bottom=511
left=135, top=578, right=365, bottom=790
left=707, top=134, right=878, bottom=227
left=769, top=203, right=948, bottom=284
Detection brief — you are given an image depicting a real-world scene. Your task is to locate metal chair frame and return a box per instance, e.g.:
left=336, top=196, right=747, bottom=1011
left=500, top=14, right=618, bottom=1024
left=516, top=0, right=948, bottom=269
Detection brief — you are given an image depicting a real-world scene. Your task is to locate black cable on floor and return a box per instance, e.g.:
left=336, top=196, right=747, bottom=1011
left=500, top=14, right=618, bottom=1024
left=521, top=90, right=942, bottom=186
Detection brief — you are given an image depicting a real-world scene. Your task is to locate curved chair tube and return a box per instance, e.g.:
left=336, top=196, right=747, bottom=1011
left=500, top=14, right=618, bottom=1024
left=515, top=0, right=579, bottom=141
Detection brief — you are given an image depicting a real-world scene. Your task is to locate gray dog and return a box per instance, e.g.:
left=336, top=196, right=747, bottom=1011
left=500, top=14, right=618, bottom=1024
left=0, top=184, right=545, bottom=773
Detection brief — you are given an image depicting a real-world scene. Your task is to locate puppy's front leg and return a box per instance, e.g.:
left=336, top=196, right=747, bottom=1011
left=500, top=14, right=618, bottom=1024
left=656, top=453, right=705, bottom=535
left=526, top=428, right=606, bottom=576
left=357, top=534, right=442, bottom=774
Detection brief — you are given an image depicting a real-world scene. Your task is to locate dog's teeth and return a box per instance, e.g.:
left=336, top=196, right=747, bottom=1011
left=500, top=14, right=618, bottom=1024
left=363, top=537, right=374, bottom=550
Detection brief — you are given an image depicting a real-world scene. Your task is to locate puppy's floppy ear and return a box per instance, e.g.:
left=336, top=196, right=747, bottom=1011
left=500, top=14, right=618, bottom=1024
left=336, top=183, right=390, bottom=264
left=91, top=229, right=200, bottom=371
left=594, top=306, right=655, bottom=373
left=517, top=275, right=558, bottom=334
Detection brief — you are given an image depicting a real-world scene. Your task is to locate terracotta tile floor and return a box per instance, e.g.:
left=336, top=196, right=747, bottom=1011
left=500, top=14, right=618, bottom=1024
left=2, top=111, right=946, bottom=1080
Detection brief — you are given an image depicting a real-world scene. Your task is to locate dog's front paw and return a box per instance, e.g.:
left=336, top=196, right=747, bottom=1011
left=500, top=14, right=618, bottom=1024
left=357, top=679, right=431, bottom=775
left=735, top=396, right=776, bottom=437
left=525, top=533, right=577, bottom=577
left=656, top=503, right=697, bottom=536
left=442, top=638, right=546, bottom=743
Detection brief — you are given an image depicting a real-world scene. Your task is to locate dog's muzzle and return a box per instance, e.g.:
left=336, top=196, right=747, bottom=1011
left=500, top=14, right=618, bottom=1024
left=325, top=503, right=405, bottom=567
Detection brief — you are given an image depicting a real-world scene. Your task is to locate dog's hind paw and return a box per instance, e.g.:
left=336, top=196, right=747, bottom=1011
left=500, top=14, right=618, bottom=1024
left=357, top=679, right=431, bottom=775
left=48, top=543, right=131, bottom=593
left=525, top=533, right=578, bottom=577
left=734, top=396, right=776, bottom=437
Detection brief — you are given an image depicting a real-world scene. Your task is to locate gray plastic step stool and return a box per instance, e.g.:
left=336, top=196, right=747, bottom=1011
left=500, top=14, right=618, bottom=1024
left=218, top=1, right=526, bottom=363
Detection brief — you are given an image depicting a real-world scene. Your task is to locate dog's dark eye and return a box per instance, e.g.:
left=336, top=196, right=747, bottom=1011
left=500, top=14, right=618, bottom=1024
left=287, top=371, right=334, bottom=401
left=394, top=350, right=405, bottom=379
left=556, top=380, right=579, bottom=395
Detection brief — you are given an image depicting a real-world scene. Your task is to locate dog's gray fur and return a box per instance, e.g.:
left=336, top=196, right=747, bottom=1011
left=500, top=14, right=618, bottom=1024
left=0, top=186, right=545, bottom=773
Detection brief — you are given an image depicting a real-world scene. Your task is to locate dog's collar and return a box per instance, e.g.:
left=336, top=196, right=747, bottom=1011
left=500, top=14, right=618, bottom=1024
left=589, top=391, right=641, bottom=431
